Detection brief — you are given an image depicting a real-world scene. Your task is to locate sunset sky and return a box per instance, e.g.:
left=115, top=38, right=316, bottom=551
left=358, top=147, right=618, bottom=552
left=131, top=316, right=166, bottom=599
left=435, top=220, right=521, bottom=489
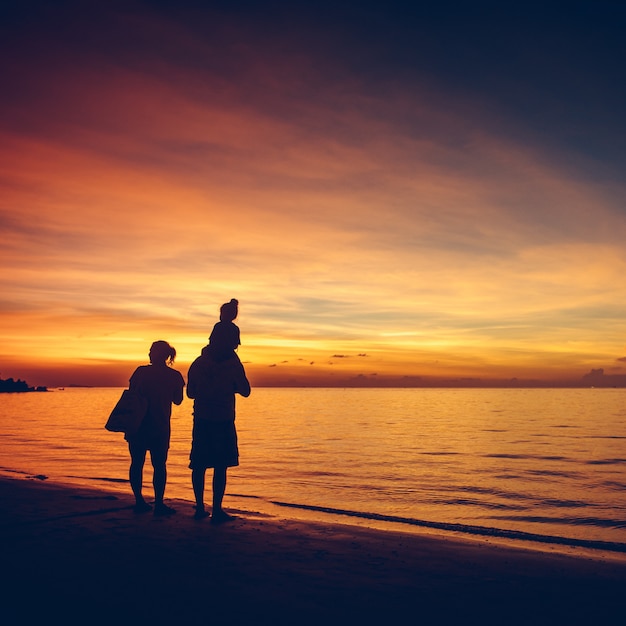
left=1, top=1, right=625, bottom=387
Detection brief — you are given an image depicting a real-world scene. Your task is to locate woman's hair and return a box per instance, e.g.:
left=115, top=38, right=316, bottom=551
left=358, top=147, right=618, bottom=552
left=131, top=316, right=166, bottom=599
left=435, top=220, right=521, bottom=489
left=150, top=340, right=177, bottom=365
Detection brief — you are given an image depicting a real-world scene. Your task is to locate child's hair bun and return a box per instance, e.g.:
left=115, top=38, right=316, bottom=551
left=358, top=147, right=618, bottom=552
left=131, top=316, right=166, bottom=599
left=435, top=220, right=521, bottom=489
left=220, top=298, right=239, bottom=322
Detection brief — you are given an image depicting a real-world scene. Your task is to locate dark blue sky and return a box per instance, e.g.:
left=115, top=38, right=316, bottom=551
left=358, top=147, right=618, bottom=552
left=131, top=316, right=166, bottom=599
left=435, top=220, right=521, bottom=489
left=3, top=0, right=625, bottom=182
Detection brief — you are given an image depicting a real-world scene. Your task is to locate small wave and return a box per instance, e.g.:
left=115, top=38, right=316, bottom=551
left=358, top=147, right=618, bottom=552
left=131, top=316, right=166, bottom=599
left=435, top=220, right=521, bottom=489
left=484, top=453, right=568, bottom=461
left=69, top=475, right=128, bottom=484
left=526, top=469, right=580, bottom=478
left=0, top=467, right=29, bottom=475
left=587, top=458, right=626, bottom=466
left=603, top=480, right=626, bottom=490
left=433, top=497, right=526, bottom=511
left=432, top=485, right=594, bottom=513
left=419, top=451, right=461, bottom=456
left=269, top=500, right=626, bottom=554
left=0, top=468, right=48, bottom=480
left=440, top=483, right=535, bottom=503
left=540, top=498, right=589, bottom=508
left=298, top=470, right=351, bottom=478
left=489, top=514, right=626, bottom=530
left=441, top=484, right=591, bottom=510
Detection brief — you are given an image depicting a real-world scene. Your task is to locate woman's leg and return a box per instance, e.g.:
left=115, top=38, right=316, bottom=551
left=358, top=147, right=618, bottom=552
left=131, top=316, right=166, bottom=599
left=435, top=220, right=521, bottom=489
left=150, top=448, right=168, bottom=507
left=129, top=442, right=149, bottom=511
left=151, top=448, right=175, bottom=516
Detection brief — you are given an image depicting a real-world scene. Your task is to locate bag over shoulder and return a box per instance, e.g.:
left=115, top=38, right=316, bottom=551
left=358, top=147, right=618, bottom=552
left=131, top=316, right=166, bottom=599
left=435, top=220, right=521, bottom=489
left=105, top=389, right=148, bottom=436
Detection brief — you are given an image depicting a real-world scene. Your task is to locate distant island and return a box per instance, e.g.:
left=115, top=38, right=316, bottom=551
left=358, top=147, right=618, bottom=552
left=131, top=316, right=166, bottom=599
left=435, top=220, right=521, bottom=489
left=0, top=376, right=48, bottom=393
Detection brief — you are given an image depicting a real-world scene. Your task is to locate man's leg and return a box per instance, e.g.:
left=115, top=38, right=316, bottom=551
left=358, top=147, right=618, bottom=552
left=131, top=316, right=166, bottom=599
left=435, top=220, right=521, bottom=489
left=192, top=468, right=209, bottom=519
left=212, top=466, right=227, bottom=512
left=211, top=466, right=234, bottom=523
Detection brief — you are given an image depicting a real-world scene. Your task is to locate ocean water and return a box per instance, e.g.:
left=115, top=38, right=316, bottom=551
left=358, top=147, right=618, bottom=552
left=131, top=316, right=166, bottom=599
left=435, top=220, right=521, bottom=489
left=1, top=387, right=625, bottom=557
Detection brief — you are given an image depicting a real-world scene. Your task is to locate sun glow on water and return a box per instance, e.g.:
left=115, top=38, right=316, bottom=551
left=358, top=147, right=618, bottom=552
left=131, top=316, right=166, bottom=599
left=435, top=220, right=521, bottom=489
left=2, top=387, right=625, bottom=556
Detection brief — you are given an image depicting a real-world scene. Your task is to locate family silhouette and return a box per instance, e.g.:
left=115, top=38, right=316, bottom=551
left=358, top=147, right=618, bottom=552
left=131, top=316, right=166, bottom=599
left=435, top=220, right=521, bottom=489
left=121, top=300, right=250, bottom=523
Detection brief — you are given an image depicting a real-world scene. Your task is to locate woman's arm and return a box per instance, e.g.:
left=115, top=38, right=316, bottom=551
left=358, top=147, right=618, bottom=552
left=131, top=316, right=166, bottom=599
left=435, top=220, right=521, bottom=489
left=173, top=375, right=184, bottom=405
left=128, top=368, right=143, bottom=393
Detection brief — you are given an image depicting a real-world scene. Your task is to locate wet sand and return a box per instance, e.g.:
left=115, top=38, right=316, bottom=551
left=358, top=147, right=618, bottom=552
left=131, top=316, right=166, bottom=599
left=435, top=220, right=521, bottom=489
left=1, top=477, right=624, bottom=625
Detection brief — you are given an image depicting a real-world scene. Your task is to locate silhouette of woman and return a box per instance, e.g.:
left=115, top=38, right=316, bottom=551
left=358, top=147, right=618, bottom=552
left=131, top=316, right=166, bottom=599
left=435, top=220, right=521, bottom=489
left=126, top=340, right=185, bottom=515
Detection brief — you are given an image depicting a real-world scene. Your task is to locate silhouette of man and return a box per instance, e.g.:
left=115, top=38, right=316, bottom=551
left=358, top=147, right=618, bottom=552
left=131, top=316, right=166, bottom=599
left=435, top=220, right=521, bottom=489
left=187, top=337, right=251, bottom=523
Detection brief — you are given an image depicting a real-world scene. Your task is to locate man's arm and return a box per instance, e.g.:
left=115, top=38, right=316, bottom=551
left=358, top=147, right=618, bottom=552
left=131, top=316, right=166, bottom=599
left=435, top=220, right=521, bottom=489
left=233, top=362, right=251, bottom=398
left=186, top=361, right=198, bottom=399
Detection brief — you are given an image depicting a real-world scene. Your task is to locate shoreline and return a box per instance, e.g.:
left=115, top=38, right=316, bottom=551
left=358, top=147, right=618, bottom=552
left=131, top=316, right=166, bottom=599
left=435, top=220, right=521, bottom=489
left=2, top=476, right=625, bottom=625
left=4, top=468, right=625, bottom=562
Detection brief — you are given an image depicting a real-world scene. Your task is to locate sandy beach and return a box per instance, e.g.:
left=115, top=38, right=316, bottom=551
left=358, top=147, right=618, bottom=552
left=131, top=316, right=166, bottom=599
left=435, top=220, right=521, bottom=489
left=1, top=477, right=625, bottom=625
